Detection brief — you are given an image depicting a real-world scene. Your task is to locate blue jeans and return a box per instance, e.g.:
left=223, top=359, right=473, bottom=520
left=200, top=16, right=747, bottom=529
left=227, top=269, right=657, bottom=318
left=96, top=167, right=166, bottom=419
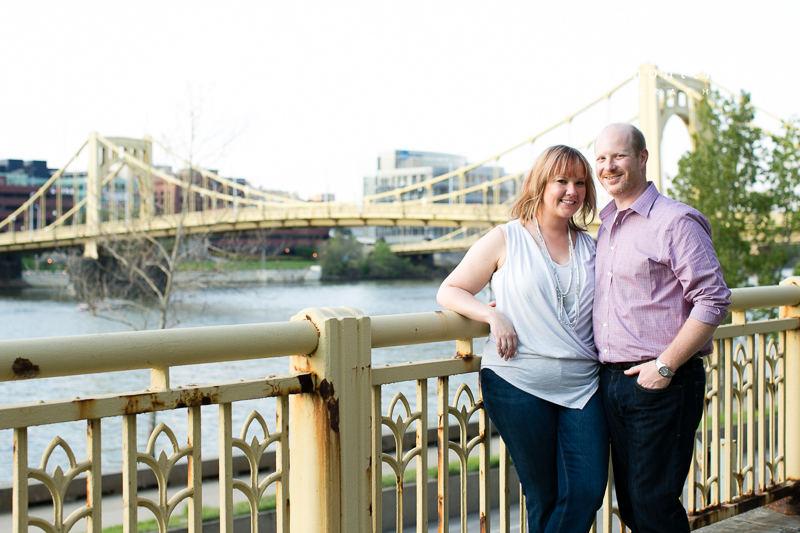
left=600, top=358, right=706, bottom=533
left=480, top=369, right=609, bottom=533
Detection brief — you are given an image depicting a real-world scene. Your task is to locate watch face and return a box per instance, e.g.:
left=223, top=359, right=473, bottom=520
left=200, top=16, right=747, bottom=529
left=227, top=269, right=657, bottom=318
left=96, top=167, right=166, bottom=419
left=658, top=366, right=670, bottom=377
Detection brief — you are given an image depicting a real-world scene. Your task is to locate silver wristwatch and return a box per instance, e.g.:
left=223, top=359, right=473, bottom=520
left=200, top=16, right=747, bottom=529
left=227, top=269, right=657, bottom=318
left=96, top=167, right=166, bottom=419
left=655, top=357, right=675, bottom=378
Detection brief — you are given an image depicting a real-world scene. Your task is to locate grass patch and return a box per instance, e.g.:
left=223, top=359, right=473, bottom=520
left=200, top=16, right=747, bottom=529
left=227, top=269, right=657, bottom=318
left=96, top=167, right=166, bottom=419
left=382, top=454, right=501, bottom=488
left=178, top=259, right=317, bottom=271
left=703, top=407, right=777, bottom=427
left=101, top=454, right=503, bottom=531
left=101, top=494, right=277, bottom=533
left=21, top=256, right=63, bottom=271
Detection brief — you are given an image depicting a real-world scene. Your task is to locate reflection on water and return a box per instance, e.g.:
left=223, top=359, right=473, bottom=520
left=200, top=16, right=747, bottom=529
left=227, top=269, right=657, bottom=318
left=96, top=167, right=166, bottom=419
left=0, top=280, right=486, bottom=486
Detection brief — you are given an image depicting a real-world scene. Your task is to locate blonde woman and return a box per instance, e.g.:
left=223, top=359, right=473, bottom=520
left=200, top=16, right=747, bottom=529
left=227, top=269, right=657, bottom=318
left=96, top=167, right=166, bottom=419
left=437, top=145, right=608, bottom=532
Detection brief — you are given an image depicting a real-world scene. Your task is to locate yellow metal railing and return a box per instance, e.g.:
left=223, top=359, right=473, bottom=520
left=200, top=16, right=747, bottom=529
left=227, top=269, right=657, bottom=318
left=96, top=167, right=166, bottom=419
left=1, top=280, right=799, bottom=532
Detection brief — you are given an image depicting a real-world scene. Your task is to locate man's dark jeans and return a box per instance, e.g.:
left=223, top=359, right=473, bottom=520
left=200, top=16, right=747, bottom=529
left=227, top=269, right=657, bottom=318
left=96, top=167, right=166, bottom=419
left=481, top=368, right=608, bottom=533
left=600, top=358, right=705, bottom=533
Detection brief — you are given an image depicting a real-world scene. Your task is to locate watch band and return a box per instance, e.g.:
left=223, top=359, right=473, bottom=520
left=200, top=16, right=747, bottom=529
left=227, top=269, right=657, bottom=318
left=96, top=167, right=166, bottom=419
left=655, top=357, right=675, bottom=378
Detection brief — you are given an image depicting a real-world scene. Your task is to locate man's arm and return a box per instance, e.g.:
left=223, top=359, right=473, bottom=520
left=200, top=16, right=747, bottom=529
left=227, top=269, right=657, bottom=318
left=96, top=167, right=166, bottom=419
left=625, top=318, right=716, bottom=388
left=626, top=210, right=729, bottom=388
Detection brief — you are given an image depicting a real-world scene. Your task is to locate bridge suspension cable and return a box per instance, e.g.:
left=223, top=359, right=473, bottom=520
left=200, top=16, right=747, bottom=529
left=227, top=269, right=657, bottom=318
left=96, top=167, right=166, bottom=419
left=2, top=65, right=794, bottom=256
left=362, top=76, right=636, bottom=204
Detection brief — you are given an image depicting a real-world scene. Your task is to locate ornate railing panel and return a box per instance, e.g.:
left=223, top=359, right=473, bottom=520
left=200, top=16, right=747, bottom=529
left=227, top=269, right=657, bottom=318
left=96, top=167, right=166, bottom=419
left=2, top=374, right=305, bottom=533
left=2, top=280, right=799, bottom=532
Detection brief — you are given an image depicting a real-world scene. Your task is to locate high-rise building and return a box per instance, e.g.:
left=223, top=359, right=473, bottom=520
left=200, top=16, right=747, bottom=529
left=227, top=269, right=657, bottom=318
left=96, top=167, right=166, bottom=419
left=0, top=160, right=74, bottom=231
left=0, top=160, right=55, bottom=187
left=362, top=150, right=513, bottom=244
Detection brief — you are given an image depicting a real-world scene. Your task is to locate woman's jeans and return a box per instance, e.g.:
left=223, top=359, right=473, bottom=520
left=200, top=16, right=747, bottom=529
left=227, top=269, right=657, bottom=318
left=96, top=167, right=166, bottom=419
left=480, top=369, right=609, bottom=533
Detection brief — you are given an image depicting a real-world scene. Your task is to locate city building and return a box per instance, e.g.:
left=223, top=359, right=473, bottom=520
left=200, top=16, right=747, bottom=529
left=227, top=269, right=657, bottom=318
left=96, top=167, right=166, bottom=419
left=153, top=169, right=246, bottom=215
left=0, top=160, right=74, bottom=231
left=362, top=150, right=513, bottom=244
left=0, top=159, right=55, bottom=187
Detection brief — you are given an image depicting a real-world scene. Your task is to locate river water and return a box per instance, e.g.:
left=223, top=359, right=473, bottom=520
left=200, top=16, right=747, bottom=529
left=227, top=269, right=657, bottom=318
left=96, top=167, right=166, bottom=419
left=0, top=279, right=486, bottom=486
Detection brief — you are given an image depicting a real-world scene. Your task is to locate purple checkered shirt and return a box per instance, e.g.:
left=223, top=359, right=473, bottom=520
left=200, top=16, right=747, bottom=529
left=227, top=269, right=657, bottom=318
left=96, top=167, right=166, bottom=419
left=594, top=182, right=730, bottom=364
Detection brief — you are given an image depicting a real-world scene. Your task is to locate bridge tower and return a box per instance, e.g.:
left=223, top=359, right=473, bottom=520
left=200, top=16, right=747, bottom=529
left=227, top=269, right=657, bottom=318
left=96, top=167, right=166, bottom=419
left=637, top=63, right=709, bottom=192
left=85, top=134, right=154, bottom=258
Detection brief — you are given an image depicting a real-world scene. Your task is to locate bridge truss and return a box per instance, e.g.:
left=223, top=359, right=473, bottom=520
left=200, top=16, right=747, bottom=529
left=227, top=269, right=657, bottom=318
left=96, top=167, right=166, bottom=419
left=0, top=64, right=786, bottom=257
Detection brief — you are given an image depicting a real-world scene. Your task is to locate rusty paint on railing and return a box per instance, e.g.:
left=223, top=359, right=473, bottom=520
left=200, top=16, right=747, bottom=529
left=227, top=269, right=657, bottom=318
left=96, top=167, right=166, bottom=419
left=3, top=283, right=800, bottom=532
left=0, top=320, right=320, bottom=382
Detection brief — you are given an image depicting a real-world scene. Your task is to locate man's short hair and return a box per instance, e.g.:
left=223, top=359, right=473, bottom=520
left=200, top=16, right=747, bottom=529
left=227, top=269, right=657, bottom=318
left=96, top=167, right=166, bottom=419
left=629, top=125, right=646, bottom=156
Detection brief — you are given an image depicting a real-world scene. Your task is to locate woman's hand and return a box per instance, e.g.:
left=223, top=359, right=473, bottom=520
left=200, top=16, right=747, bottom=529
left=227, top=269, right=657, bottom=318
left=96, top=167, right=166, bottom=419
left=488, top=308, right=518, bottom=361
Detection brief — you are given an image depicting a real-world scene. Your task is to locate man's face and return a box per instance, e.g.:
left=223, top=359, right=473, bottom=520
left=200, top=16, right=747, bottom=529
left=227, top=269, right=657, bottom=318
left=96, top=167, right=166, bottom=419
left=594, top=126, right=648, bottom=203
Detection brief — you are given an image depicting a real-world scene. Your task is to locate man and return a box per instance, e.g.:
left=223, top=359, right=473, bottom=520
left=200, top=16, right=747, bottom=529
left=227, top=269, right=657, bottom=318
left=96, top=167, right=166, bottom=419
left=593, top=123, right=730, bottom=533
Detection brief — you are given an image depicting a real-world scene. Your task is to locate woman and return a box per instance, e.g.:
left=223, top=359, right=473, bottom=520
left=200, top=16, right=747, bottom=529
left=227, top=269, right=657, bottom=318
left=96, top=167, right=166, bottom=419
left=437, top=145, right=608, bottom=533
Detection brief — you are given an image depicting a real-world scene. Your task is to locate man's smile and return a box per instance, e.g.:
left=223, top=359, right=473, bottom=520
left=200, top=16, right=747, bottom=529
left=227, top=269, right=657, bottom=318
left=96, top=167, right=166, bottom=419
left=601, top=173, right=623, bottom=184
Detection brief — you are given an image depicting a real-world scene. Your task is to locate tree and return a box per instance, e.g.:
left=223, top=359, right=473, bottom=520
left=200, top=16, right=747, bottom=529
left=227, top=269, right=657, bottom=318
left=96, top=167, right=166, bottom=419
left=68, top=218, right=210, bottom=330
left=316, top=231, right=430, bottom=280
left=365, top=240, right=425, bottom=279
left=670, top=91, right=796, bottom=288
left=68, top=87, right=262, bottom=330
left=765, top=122, right=800, bottom=277
left=317, top=229, right=363, bottom=278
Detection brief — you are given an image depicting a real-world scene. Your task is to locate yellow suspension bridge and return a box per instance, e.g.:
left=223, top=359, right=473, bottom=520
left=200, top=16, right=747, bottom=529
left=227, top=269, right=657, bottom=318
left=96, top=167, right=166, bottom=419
left=0, top=64, right=784, bottom=258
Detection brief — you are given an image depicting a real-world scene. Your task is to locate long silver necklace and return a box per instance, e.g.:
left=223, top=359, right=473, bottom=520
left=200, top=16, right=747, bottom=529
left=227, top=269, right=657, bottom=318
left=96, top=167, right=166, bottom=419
left=534, top=217, right=580, bottom=329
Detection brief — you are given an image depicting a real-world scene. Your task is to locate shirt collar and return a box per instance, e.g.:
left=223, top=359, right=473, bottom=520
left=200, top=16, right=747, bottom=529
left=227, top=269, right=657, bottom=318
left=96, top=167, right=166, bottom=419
left=628, top=182, right=659, bottom=218
left=599, top=199, right=617, bottom=229
left=599, top=181, right=659, bottom=229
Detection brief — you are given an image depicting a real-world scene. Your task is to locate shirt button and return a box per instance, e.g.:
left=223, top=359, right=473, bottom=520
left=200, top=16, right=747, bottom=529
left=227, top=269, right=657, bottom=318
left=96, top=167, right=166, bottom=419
left=603, top=323, right=607, bottom=327
left=605, top=297, right=608, bottom=301
left=610, top=246, right=614, bottom=250
left=607, top=271, right=612, bottom=276
left=603, top=349, right=608, bottom=353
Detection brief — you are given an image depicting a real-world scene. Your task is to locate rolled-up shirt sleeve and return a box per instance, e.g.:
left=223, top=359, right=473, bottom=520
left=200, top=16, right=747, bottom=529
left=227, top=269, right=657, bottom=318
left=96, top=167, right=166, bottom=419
left=669, top=213, right=731, bottom=327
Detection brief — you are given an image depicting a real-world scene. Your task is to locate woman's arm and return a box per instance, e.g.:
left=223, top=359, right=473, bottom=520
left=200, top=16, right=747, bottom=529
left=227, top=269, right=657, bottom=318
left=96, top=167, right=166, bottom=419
left=436, top=227, right=518, bottom=360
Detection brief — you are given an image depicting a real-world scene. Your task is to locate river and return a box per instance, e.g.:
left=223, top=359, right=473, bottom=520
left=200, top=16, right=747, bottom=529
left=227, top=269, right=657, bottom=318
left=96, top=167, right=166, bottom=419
left=0, top=279, right=487, bottom=486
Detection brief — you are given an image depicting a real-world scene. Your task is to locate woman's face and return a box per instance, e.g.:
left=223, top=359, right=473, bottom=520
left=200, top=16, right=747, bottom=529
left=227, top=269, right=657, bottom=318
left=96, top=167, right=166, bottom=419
left=538, top=167, right=587, bottom=224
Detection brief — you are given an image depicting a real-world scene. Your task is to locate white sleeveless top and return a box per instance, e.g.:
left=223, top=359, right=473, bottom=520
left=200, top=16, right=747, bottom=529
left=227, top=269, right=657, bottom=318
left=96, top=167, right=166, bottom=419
left=481, top=219, right=599, bottom=409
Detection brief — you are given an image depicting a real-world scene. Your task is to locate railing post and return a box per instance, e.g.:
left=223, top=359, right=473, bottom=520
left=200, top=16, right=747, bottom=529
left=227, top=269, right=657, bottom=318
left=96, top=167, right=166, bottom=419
left=289, top=307, right=373, bottom=533
left=780, top=277, right=800, bottom=480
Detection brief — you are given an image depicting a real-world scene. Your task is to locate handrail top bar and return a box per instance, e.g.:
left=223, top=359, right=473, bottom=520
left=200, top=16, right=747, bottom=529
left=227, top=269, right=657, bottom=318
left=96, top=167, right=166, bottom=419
left=1, top=283, right=796, bottom=383
left=728, top=284, right=800, bottom=312
left=370, top=310, right=489, bottom=348
left=0, top=320, right=319, bottom=383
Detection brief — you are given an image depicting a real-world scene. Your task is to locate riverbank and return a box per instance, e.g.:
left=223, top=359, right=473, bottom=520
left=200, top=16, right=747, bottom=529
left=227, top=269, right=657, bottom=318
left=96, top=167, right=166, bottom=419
left=19, top=265, right=323, bottom=289
left=175, top=265, right=322, bottom=284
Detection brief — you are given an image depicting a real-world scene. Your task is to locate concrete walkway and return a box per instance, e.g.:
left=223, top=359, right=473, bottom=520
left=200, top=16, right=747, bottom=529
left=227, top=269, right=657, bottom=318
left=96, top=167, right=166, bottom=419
left=409, top=505, right=800, bottom=533
left=4, top=487, right=800, bottom=532
left=3, top=440, right=799, bottom=533
left=695, top=506, right=800, bottom=532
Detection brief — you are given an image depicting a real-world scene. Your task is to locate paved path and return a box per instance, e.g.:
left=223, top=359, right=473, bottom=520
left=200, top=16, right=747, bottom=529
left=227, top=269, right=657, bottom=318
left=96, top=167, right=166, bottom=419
left=404, top=505, right=800, bottom=533
left=695, top=506, right=800, bottom=532
left=3, top=439, right=798, bottom=533
left=4, top=491, right=800, bottom=532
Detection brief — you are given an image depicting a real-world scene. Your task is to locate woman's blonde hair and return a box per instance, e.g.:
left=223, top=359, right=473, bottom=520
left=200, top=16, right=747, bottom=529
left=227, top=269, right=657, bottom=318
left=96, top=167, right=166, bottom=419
left=509, top=145, right=596, bottom=231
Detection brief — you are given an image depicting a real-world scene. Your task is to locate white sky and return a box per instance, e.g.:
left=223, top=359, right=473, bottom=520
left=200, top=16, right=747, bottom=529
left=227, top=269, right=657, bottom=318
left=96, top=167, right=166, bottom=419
left=2, top=1, right=798, bottom=202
